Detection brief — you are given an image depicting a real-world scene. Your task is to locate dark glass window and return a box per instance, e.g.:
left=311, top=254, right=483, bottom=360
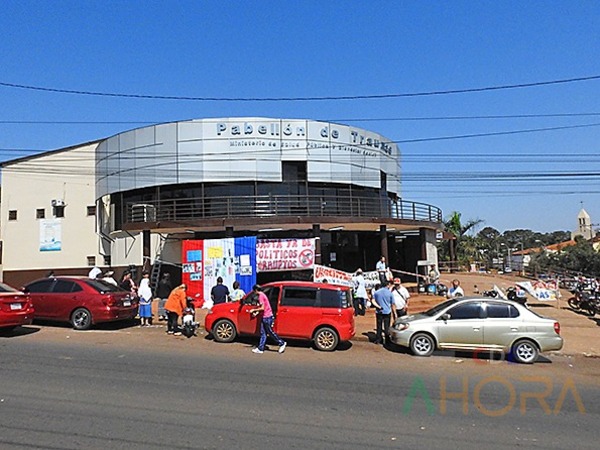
left=266, top=287, right=280, bottom=315
left=486, top=303, right=520, bottom=318
left=25, top=280, right=55, bottom=293
left=319, top=289, right=349, bottom=308
left=36, top=208, right=45, bottom=219
left=52, top=280, right=82, bottom=293
left=8, top=210, right=17, bottom=221
left=53, top=205, right=65, bottom=218
left=84, top=279, right=124, bottom=293
left=447, top=302, right=483, bottom=320
left=87, top=205, right=96, bottom=216
left=281, top=287, right=317, bottom=307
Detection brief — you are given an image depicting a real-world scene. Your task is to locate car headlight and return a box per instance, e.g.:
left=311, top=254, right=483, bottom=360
left=394, top=322, right=409, bottom=331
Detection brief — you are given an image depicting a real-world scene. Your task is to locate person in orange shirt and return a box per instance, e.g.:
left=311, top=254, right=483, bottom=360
left=165, top=284, right=187, bottom=336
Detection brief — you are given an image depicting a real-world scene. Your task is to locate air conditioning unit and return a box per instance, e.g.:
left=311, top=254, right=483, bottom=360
left=51, top=199, right=65, bottom=207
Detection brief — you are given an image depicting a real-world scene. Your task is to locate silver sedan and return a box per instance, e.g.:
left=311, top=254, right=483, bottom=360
left=389, top=297, right=563, bottom=364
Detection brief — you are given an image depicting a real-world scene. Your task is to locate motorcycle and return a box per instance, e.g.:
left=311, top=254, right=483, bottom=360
left=568, top=290, right=598, bottom=317
left=181, top=297, right=199, bottom=338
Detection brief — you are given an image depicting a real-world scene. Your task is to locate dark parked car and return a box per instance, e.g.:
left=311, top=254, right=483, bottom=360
left=205, top=281, right=355, bottom=351
left=23, top=276, right=138, bottom=330
left=0, top=282, right=34, bottom=331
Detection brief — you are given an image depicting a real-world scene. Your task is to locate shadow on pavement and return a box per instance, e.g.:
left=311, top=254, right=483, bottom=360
left=0, top=325, right=41, bottom=338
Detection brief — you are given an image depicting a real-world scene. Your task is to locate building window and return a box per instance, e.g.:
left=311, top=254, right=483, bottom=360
left=87, top=205, right=96, bottom=216
left=53, top=205, right=65, bottom=218
left=8, top=210, right=17, bottom=221
left=36, top=208, right=45, bottom=219
left=87, top=256, right=96, bottom=266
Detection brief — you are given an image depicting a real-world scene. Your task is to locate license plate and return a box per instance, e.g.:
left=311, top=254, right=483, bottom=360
left=123, top=300, right=131, bottom=307
left=10, top=303, right=22, bottom=310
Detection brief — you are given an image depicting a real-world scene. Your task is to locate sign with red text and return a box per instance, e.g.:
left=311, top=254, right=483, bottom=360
left=256, top=238, right=315, bottom=272
left=313, top=264, right=354, bottom=287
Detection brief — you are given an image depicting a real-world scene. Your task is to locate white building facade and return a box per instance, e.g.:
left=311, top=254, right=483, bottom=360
left=1, top=118, right=442, bottom=287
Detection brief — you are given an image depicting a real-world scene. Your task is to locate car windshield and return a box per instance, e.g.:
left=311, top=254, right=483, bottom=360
left=0, top=282, right=19, bottom=293
left=422, top=298, right=460, bottom=317
left=84, top=279, right=127, bottom=293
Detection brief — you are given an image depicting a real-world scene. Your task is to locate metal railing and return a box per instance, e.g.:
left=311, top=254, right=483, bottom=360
left=127, top=194, right=442, bottom=224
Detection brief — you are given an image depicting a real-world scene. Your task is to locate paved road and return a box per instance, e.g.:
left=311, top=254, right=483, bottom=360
left=1, top=325, right=599, bottom=449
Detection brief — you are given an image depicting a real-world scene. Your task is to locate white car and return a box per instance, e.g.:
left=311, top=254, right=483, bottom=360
left=389, top=297, right=563, bottom=364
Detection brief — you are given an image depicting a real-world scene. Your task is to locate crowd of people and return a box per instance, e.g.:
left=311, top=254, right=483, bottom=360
left=87, top=266, right=248, bottom=337
left=84, top=256, right=469, bottom=346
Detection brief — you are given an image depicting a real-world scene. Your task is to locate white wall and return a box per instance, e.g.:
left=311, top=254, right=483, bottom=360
left=1, top=143, right=102, bottom=271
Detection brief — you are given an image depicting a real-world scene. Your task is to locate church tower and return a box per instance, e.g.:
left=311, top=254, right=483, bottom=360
left=571, top=208, right=593, bottom=240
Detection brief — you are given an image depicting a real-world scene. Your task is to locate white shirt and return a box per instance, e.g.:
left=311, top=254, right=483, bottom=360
left=376, top=260, right=387, bottom=272
left=392, top=285, right=410, bottom=309
left=353, top=274, right=368, bottom=298
left=447, top=286, right=465, bottom=298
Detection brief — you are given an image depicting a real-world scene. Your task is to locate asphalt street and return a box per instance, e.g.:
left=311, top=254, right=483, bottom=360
left=1, top=325, right=599, bottom=449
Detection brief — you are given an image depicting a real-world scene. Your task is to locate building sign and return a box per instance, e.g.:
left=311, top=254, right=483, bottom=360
left=39, top=219, right=62, bottom=252
left=256, top=238, right=316, bottom=272
left=313, top=264, right=353, bottom=287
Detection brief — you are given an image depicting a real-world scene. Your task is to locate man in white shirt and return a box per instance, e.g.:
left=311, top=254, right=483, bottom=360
left=392, top=278, right=410, bottom=319
left=376, top=256, right=387, bottom=286
left=447, top=279, right=465, bottom=298
left=353, top=268, right=368, bottom=316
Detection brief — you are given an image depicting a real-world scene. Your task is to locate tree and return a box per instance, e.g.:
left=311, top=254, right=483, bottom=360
left=442, top=211, right=483, bottom=270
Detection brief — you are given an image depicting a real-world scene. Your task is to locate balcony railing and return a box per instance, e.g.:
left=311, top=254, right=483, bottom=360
left=126, top=194, right=442, bottom=224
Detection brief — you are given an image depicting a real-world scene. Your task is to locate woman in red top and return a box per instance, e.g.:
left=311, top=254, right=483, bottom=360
left=164, top=284, right=187, bottom=336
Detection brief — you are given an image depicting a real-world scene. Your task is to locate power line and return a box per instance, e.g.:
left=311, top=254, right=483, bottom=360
left=3, top=112, right=600, bottom=124
left=2, top=120, right=600, bottom=158
left=1, top=74, right=599, bottom=102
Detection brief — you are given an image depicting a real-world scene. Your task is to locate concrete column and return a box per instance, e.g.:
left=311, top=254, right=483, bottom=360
left=142, top=230, right=151, bottom=272
left=379, top=225, right=388, bottom=261
left=312, top=224, right=322, bottom=265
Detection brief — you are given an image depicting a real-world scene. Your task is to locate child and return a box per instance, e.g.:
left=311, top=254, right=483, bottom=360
left=137, top=272, right=153, bottom=327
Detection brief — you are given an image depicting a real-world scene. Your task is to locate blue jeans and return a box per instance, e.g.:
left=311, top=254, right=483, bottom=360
left=258, top=316, right=285, bottom=351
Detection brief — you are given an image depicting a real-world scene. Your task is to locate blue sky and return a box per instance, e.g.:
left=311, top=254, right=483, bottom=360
left=1, top=0, right=599, bottom=234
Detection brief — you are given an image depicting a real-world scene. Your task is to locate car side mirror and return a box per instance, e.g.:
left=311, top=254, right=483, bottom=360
left=21, top=287, right=29, bottom=294
left=441, top=313, right=451, bottom=321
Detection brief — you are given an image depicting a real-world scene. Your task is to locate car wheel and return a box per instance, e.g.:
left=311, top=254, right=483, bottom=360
left=583, top=305, right=596, bottom=317
left=511, top=339, right=539, bottom=364
left=212, top=319, right=237, bottom=343
left=71, top=308, right=92, bottom=330
left=313, top=327, right=339, bottom=352
left=567, top=297, right=580, bottom=310
left=410, top=333, right=435, bottom=357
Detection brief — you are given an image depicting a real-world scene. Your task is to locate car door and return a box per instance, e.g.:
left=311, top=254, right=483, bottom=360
left=25, top=279, right=57, bottom=319
left=237, top=290, right=268, bottom=336
left=482, top=302, right=521, bottom=349
left=437, top=301, right=485, bottom=349
left=49, top=280, right=83, bottom=321
left=275, top=286, right=320, bottom=338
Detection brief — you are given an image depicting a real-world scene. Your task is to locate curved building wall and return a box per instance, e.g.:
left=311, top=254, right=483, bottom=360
left=96, top=118, right=401, bottom=199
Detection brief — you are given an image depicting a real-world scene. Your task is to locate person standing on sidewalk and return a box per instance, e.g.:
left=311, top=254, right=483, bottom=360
left=137, top=271, right=153, bottom=327
left=352, top=268, right=368, bottom=316
left=164, top=284, right=187, bottom=336
left=371, top=279, right=394, bottom=345
left=391, top=278, right=410, bottom=320
left=248, top=284, right=287, bottom=354
left=155, top=273, right=172, bottom=321
left=376, top=256, right=388, bottom=286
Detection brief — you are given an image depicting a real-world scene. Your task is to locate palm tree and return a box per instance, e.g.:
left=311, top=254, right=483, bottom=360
left=444, top=211, right=483, bottom=271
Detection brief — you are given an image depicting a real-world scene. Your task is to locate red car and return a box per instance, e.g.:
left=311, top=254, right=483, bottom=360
left=23, top=276, right=138, bottom=330
left=0, top=282, right=34, bottom=332
left=205, top=281, right=355, bottom=351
